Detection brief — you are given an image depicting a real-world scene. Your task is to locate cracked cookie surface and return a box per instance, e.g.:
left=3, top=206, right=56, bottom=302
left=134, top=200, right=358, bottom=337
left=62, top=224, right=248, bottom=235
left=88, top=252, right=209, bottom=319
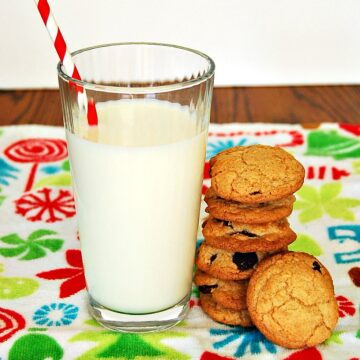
left=203, top=217, right=296, bottom=252
left=210, top=145, right=305, bottom=203
left=246, top=252, right=338, bottom=349
left=200, top=293, right=253, bottom=327
left=194, top=270, right=248, bottom=310
left=196, top=242, right=285, bottom=280
left=205, top=187, right=295, bottom=224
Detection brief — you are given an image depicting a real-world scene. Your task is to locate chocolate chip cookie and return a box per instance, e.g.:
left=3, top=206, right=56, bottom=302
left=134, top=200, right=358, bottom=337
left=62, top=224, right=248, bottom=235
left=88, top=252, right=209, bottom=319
left=194, top=270, right=248, bottom=310
left=196, top=242, right=285, bottom=280
left=200, top=293, right=253, bottom=327
left=210, top=145, right=305, bottom=203
left=203, top=217, right=296, bottom=252
left=246, top=252, right=338, bottom=349
left=205, top=187, right=295, bottom=224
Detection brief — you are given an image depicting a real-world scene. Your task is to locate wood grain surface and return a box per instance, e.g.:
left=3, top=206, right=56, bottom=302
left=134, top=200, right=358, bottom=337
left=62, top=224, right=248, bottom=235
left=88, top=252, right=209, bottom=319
left=1, top=86, right=360, bottom=126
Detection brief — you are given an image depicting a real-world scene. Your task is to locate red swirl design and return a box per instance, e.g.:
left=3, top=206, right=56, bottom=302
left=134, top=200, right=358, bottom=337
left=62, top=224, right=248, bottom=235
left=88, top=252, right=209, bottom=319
left=4, top=138, right=68, bottom=163
left=0, top=307, right=26, bottom=343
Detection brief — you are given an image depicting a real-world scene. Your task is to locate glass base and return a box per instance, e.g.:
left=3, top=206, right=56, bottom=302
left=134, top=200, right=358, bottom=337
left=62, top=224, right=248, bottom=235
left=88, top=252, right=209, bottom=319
left=88, top=293, right=190, bottom=333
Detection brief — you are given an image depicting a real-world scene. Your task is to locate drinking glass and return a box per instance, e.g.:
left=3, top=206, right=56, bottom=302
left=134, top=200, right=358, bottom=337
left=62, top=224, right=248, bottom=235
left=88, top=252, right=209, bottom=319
left=58, top=42, right=215, bottom=332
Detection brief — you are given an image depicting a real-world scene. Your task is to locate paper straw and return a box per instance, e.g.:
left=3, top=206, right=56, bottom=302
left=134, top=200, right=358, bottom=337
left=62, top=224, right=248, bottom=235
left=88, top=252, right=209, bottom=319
left=34, top=0, right=98, bottom=126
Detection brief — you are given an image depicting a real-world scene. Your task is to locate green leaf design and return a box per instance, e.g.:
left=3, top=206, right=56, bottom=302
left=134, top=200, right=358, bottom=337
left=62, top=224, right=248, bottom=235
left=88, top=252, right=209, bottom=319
left=70, top=321, right=189, bottom=360
left=71, top=330, right=108, bottom=343
left=324, top=331, right=343, bottom=345
left=0, top=187, right=5, bottom=207
left=27, top=328, right=48, bottom=332
left=293, top=200, right=312, bottom=210
left=34, top=239, right=63, bottom=252
left=298, top=206, right=323, bottom=224
left=0, top=230, right=64, bottom=260
left=323, top=205, right=356, bottom=221
left=34, top=173, right=72, bottom=188
left=353, top=160, right=360, bottom=174
left=192, top=286, right=199, bottom=299
left=296, top=185, right=320, bottom=202
left=20, top=245, right=46, bottom=260
left=132, top=332, right=188, bottom=360
left=99, top=334, right=164, bottom=358
left=62, top=159, right=70, bottom=171
left=288, top=234, right=323, bottom=256
left=320, top=182, right=342, bottom=202
left=9, top=334, right=63, bottom=360
left=84, top=319, right=102, bottom=327
left=0, top=246, right=27, bottom=257
left=294, top=183, right=360, bottom=223
left=327, top=198, right=360, bottom=208
left=0, top=234, right=25, bottom=245
left=28, top=229, right=57, bottom=241
left=306, top=130, right=360, bottom=159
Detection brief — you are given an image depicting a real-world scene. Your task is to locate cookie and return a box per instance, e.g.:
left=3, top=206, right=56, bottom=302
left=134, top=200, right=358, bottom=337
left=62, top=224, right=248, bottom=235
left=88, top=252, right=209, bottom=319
left=210, top=145, right=305, bottom=203
left=203, top=217, right=296, bottom=252
left=205, top=187, right=295, bottom=224
left=194, top=270, right=248, bottom=310
left=200, top=294, right=253, bottom=327
left=196, top=242, right=285, bottom=280
left=246, top=252, right=338, bottom=349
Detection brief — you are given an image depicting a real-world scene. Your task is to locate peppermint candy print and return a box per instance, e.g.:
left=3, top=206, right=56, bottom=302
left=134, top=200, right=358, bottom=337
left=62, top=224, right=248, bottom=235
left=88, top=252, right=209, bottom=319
left=0, top=308, right=26, bottom=343
left=14, top=187, right=75, bottom=223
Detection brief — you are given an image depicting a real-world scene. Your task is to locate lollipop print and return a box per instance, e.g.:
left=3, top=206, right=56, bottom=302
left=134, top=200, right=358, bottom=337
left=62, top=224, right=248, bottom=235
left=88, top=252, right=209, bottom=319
left=4, top=138, right=68, bottom=192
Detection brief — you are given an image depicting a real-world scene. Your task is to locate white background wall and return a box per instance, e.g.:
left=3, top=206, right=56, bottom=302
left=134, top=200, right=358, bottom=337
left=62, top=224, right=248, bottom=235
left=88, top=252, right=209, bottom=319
left=1, top=0, right=360, bottom=88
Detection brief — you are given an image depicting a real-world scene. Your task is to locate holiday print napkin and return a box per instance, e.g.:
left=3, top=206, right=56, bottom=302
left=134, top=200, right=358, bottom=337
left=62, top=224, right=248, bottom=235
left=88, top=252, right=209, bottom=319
left=0, top=123, right=359, bottom=360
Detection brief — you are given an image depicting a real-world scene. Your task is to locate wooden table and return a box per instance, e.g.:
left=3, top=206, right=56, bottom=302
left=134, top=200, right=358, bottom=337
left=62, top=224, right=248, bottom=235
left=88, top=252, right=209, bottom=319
left=1, top=86, right=360, bottom=125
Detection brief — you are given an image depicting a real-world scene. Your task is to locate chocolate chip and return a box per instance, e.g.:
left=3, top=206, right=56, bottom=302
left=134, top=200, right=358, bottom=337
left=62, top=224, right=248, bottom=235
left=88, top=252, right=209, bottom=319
left=232, top=252, right=258, bottom=271
left=198, top=284, right=218, bottom=294
left=222, top=221, right=257, bottom=237
left=202, top=219, right=208, bottom=228
left=250, top=191, right=261, bottom=195
left=237, top=230, right=258, bottom=238
left=312, top=261, right=322, bottom=273
left=210, top=254, right=217, bottom=263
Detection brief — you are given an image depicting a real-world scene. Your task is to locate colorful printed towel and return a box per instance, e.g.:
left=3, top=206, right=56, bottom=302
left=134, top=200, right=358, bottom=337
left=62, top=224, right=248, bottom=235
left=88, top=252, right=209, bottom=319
left=0, top=123, right=359, bottom=360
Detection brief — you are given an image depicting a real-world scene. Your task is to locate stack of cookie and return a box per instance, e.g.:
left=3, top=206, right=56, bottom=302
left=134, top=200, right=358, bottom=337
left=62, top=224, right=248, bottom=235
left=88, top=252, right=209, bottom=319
left=195, top=145, right=305, bottom=327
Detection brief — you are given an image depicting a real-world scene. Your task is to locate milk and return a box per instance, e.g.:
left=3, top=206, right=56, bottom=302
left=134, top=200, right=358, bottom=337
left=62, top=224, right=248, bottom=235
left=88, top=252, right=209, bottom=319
left=67, top=99, right=207, bottom=314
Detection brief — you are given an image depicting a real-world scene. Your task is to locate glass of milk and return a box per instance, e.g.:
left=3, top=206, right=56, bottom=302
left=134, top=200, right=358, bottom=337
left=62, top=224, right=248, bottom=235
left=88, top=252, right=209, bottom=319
left=58, top=43, right=214, bottom=332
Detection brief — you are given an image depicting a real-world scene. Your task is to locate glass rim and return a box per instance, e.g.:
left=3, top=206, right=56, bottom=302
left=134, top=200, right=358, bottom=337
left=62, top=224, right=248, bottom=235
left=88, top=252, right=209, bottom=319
left=57, top=42, right=215, bottom=94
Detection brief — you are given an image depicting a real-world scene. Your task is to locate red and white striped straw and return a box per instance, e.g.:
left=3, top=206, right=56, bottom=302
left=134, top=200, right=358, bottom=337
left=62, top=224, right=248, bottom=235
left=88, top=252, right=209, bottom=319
left=34, top=0, right=98, bottom=126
